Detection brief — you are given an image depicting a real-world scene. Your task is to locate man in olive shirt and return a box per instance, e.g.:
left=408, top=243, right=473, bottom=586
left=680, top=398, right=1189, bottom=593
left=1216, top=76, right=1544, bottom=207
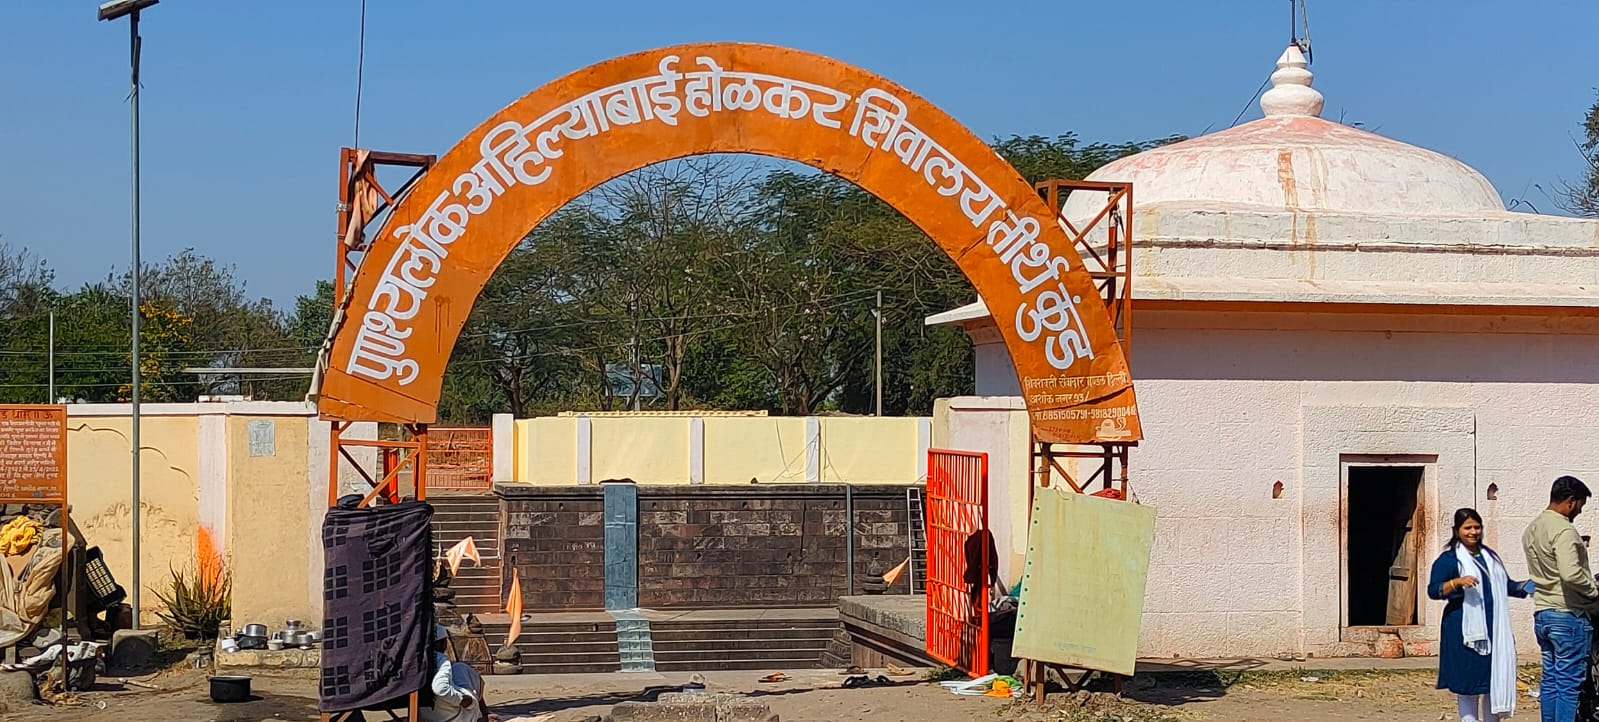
left=1522, top=475, right=1598, bottom=722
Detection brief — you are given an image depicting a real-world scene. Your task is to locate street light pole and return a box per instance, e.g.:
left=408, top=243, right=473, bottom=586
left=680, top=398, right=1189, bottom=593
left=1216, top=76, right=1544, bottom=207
left=48, top=310, right=54, bottom=404
left=873, top=290, right=883, bottom=417
left=99, top=0, right=157, bottom=630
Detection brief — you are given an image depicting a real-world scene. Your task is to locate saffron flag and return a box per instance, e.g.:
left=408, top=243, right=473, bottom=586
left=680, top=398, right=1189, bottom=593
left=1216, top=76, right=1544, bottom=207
left=444, top=536, right=482, bottom=575
left=882, top=557, right=911, bottom=586
left=505, top=568, right=524, bottom=648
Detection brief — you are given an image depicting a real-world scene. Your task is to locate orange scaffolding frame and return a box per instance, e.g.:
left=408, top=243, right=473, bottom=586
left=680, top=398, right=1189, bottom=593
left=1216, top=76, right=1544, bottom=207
left=1021, top=179, right=1137, bottom=702
left=319, top=148, right=438, bottom=722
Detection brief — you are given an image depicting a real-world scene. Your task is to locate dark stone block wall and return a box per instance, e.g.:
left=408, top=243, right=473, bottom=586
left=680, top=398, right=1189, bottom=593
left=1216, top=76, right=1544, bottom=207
left=497, top=486, right=607, bottom=610
left=496, top=483, right=915, bottom=610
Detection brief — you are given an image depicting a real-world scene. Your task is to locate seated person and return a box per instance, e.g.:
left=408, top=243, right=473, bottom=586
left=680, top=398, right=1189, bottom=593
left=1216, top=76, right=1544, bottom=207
left=423, top=625, right=490, bottom=722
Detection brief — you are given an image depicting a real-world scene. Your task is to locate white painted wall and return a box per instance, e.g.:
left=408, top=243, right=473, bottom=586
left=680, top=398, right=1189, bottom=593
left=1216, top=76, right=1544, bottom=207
left=942, top=308, right=1599, bottom=658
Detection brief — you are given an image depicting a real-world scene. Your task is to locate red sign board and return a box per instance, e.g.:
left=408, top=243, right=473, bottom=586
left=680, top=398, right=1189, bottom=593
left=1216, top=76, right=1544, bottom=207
left=0, top=404, right=67, bottom=503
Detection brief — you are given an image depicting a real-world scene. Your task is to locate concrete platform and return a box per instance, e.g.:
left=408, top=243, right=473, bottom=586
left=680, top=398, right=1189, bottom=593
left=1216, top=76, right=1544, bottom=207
left=837, top=594, right=937, bottom=669
left=836, top=594, right=1469, bottom=676
left=215, top=645, right=320, bottom=670
left=475, top=607, right=839, bottom=625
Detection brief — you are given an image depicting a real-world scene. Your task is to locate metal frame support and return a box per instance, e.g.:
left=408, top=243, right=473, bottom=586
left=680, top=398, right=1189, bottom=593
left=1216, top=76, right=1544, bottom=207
left=334, top=148, right=436, bottom=301
left=321, top=147, right=437, bottom=722
left=1024, top=179, right=1138, bottom=703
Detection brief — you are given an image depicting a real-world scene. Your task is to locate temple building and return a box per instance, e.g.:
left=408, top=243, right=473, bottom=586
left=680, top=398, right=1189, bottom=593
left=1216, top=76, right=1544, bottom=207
left=928, top=45, right=1599, bottom=658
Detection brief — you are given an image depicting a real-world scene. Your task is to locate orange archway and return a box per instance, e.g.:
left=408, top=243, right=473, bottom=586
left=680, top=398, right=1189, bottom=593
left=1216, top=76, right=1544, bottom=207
left=315, top=42, right=1139, bottom=444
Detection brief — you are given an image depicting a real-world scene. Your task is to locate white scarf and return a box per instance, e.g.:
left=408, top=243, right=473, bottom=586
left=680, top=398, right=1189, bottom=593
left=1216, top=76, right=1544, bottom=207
left=1455, top=544, right=1516, bottom=716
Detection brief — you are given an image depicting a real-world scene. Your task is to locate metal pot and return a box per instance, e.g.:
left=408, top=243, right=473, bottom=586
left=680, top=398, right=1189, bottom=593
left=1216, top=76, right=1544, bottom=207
left=240, top=624, right=267, bottom=638
left=283, top=620, right=303, bottom=632
left=209, top=675, right=252, bottom=703
left=235, top=635, right=266, bottom=651
left=305, top=630, right=322, bottom=643
left=291, top=631, right=313, bottom=646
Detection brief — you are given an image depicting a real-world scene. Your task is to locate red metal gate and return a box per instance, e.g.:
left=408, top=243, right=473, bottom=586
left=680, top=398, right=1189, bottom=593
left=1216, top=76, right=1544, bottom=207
left=924, top=448, right=990, bottom=676
left=426, top=427, right=493, bottom=492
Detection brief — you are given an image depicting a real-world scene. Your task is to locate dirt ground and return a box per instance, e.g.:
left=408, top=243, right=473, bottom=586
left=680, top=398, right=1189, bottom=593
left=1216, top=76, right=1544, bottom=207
left=2, top=665, right=1518, bottom=722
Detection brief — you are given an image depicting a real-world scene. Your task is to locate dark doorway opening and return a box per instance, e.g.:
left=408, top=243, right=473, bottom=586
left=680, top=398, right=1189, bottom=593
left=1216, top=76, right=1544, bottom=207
left=1347, top=466, right=1425, bottom=627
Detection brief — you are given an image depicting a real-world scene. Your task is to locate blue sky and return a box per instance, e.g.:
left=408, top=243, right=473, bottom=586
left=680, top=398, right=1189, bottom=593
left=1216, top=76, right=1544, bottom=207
left=2, top=0, right=1596, bottom=306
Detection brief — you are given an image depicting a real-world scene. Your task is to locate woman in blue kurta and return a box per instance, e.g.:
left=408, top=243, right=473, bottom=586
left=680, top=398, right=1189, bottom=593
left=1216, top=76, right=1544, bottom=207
left=1429, top=507, right=1534, bottom=722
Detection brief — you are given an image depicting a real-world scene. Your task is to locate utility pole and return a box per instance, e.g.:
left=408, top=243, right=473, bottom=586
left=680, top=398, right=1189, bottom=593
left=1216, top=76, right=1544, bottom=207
left=874, top=290, right=883, bottom=417
left=99, top=0, right=158, bottom=629
left=47, top=311, right=54, bottom=403
left=629, top=334, right=642, bottom=412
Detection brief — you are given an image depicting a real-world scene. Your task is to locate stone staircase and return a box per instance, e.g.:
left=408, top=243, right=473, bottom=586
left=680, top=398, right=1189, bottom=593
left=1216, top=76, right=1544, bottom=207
left=429, top=494, right=503, bottom=615
left=649, top=612, right=840, bottom=672
left=472, top=610, right=840, bottom=674
left=479, top=617, right=621, bottom=675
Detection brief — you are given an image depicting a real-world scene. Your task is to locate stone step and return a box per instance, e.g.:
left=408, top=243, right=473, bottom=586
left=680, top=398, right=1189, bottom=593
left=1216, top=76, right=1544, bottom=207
left=649, top=625, right=839, bottom=640
left=479, top=621, right=618, bottom=636
left=427, top=493, right=500, bottom=504
left=429, top=515, right=500, bottom=527
left=430, top=522, right=502, bottom=535
left=430, top=522, right=502, bottom=538
left=509, top=660, right=622, bottom=675
left=482, top=633, right=621, bottom=649
left=654, top=649, right=828, bottom=664
left=429, top=512, right=501, bottom=523
left=652, top=637, right=831, bottom=653
left=652, top=655, right=825, bottom=672
left=643, top=616, right=837, bottom=630
left=448, top=567, right=503, bottom=582
left=508, top=649, right=622, bottom=665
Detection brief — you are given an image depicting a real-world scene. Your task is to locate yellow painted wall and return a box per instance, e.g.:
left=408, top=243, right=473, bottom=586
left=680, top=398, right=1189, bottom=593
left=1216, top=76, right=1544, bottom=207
left=818, top=417, right=921, bottom=483
left=510, top=415, right=928, bottom=485
left=591, top=417, right=690, bottom=483
left=514, top=419, right=532, bottom=482
left=225, top=415, right=313, bottom=627
left=66, top=414, right=200, bottom=626
left=527, top=417, right=575, bottom=484
left=702, top=417, right=808, bottom=484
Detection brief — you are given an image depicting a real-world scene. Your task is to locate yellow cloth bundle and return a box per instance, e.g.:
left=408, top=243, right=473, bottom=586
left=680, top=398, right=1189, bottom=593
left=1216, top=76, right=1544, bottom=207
left=0, top=516, right=44, bottom=556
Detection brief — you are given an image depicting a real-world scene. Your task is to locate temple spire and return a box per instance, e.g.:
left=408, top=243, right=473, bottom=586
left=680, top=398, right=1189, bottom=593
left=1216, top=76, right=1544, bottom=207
left=1260, top=44, right=1324, bottom=118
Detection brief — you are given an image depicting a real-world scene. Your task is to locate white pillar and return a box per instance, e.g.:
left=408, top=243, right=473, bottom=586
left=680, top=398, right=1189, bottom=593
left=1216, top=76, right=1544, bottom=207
left=688, top=416, right=705, bottom=484
left=916, top=416, right=932, bottom=482
left=196, top=408, right=228, bottom=563
left=491, top=413, right=514, bottom=482
left=805, top=416, right=822, bottom=483
left=576, top=414, right=593, bottom=485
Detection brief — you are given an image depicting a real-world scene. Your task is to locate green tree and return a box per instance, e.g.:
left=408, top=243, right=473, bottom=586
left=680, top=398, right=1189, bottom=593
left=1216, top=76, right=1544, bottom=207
left=39, top=284, right=133, bottom=404
left=122, top=299, right=197, bottom=402
left=992, top=133, right=1186, bottom=184
left=132, top=250, right=303, bottom=400
left=1561, top=92, right=1599, bottom=217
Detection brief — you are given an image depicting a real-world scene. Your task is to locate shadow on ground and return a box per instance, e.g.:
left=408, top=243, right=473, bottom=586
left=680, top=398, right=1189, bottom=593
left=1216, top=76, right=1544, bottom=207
left=492, top=679, right=925, bottom=717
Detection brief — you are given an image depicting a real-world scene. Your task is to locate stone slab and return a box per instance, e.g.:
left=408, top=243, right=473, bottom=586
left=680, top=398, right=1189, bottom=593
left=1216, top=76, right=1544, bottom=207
left=616, top=693, right=777, bottom=722
left=214, top=643, right=321, bottom=669
left=0, top=669, right=36, bottom=713
left=838, top=595, right=925, bottom=641
left=108, top=629, right=159, bottom=671
left=610, top=701, right=717, bottom=722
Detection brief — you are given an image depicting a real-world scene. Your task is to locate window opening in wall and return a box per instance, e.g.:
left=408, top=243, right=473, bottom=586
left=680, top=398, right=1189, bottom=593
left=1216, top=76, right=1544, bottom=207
left=1347, top=466, right=1425, bottom=627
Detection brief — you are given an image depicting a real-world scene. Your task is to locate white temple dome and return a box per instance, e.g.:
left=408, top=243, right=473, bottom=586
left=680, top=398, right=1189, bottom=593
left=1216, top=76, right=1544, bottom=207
left=1064, top=45, right=1505, bottom=217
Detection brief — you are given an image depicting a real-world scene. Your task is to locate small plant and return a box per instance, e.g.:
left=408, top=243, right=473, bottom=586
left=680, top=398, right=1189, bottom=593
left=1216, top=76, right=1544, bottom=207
left=152, top=562, right=231, bottom=640
left=925, top=665, right=968, bottom=682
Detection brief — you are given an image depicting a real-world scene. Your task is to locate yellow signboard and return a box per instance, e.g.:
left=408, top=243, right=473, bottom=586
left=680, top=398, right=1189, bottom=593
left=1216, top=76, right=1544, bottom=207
left=1012, top=487, right=1156, bottom=676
